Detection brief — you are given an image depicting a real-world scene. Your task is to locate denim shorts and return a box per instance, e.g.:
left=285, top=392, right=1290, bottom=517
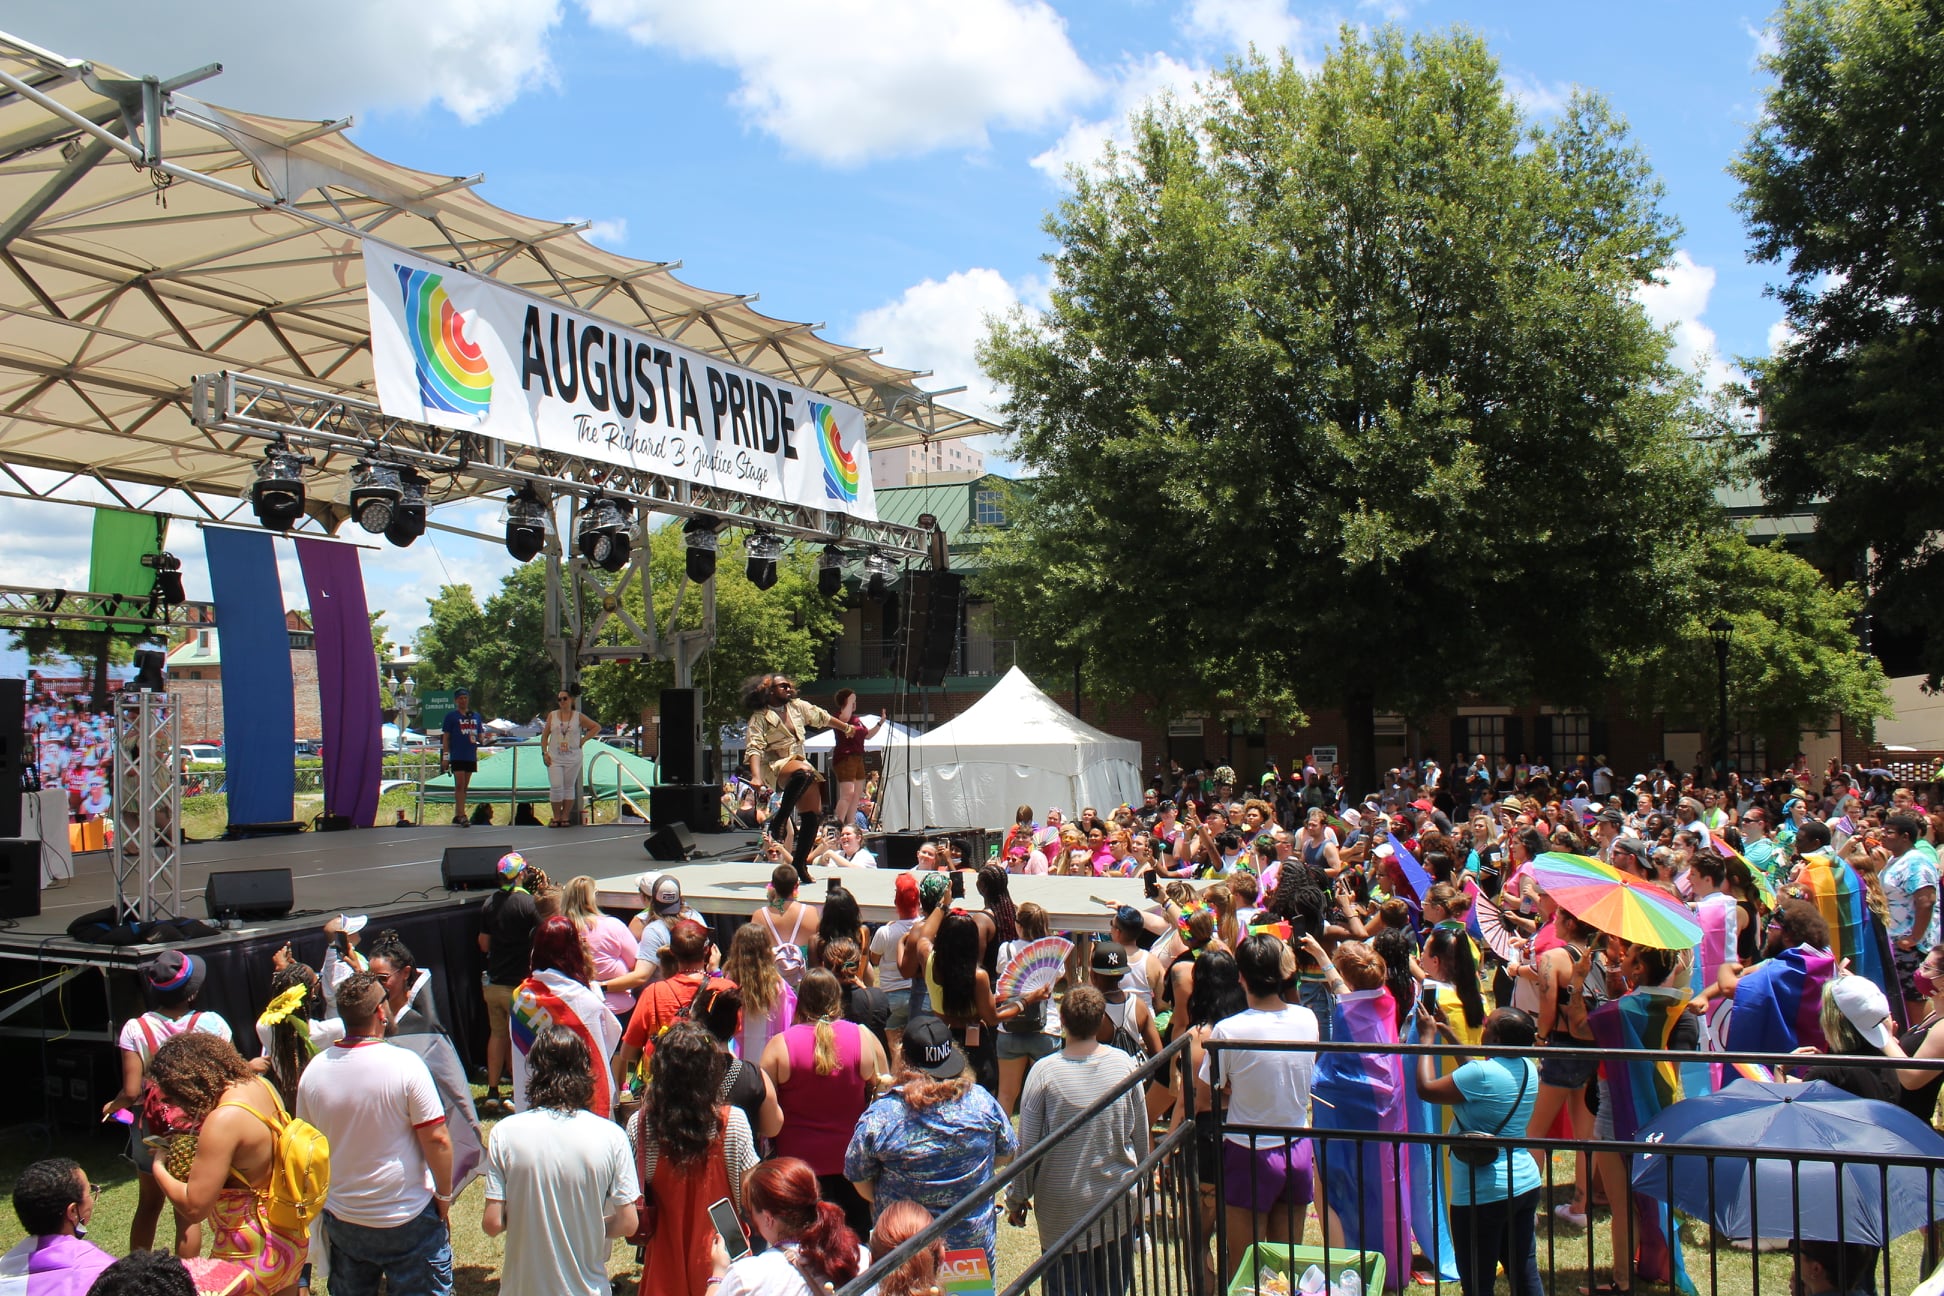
left=997, top=1029, right=1060, bottom=1061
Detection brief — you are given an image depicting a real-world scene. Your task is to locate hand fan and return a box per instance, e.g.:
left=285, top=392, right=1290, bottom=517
left=1471, top=894, right=1519, bottom=963
left=996, top=936, right=1074, bottom=1000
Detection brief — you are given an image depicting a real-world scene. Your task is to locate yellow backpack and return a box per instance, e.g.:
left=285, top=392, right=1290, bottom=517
left=222, top=1085, right=331, bottom=1236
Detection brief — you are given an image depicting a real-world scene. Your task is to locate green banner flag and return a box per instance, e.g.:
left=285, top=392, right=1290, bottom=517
left=87, top=509, right=165, bottom=634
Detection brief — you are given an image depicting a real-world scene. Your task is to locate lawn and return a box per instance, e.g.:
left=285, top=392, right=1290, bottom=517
left=3, top=1117, right=1929, bottom=1295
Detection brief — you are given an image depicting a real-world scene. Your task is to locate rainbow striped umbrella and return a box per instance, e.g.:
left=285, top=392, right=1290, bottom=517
left=1530, top=851, right=1703, bottom=949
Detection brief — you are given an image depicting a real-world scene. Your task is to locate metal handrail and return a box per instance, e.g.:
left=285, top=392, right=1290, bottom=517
left=585, top=746, right=654, bottom=823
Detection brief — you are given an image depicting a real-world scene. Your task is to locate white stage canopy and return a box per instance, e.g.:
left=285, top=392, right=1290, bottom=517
left=805, top=714, right=918, bottom=753
left=877, top=668, right=1144, bottom=833
left=0, top=31, right=998, bottom=533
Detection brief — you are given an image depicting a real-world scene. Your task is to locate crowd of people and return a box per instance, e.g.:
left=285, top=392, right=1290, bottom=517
left=8, top=746, right=1941, bottom=1296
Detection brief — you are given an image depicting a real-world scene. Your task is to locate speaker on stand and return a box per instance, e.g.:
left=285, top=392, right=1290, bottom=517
left=650, top=784, right=722, bottom=835
left=901, top=573, right=964, bottom=688
left=659, top=688, right=703, bottom=786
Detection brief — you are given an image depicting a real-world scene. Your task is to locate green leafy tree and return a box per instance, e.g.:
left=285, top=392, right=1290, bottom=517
left=980, top=28, right=1725, bottom=794
left=369, top=610, right=395, bottom=712
left=1608, top=533, right=1890, bottom=752
left=580, top=525, right=843, bottom=737
left=1736, top=0, right=1944, bottom=684
left=413, top=584, right=488, bottom=694
left=465, top=563, right=556, bottom=723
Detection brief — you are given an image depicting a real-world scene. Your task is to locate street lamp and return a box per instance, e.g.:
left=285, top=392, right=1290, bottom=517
left=1707, top=616, right=1732, bottom=788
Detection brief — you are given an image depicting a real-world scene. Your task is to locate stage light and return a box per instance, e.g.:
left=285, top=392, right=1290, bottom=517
left=745, top=530, right=785, bottom=591
left=141, top=552, right=185, bottom=607
left=576, top=498, right=633, bottom=572
left=683, top=517, right=720, bottom=583
left=132, top=647, right=167, bottom=692
left=818, top=545, right=845, bottom=598
left=383, top=470, right=427, bottom=547
left=349, top=462, right=404, bottom=534
left=503, top=487, right=549, bottom=562
left=250, top=446, right=308, bottom=531
left=864, top=550, right=897, bottom=601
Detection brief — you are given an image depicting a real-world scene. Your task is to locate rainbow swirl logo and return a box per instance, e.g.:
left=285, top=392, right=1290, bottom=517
left=812, top=402, right=859, bottom=503
left=396, top=266, right=492, bottom=418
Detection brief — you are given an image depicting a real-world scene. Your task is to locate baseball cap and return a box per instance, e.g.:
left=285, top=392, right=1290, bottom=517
left=1830, top=976, right=1894, bottom=1049
left=497, top=850, right=527, bottom=880
left=1596, top=808, right=1626, bottom=825
left=902, top=1016, right=965, bottom=1078
left=454, top=687, right=470, bottom=697
left=1611, top=836, right=1651, bottom=861
left=651, top=875, right=684, bottom=914
left=337, top=913, right=368, bottom=935
left=144, top=949, right=204, bottom=1001
left=1092, top=943, right=1129, bottom=977
left=636, top=871, right=663, bottom=900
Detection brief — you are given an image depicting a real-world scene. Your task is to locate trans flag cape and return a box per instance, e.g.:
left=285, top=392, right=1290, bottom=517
left=1401, top=983, right=1481, bottom=1283
left=511, top=967, right=621, bottom=1118
left=1310, top=988, right=1411, bottom=1290
left=1683, top=894, right=1740, bottom=1096
left=1724, top=944, right=1835, bottom=1056
left=1591, top=989, right=1697, bottom=1296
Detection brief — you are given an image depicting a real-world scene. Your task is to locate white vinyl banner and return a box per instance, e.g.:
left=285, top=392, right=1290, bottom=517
left=364, top=242, right=877, bottom=520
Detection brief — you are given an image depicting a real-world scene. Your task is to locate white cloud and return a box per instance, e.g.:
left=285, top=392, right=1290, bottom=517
left=579, top=218, right=629, bottom=249
left=1744, top=18, right=1782, bottom=69
left=852, top=268, right=1039, bottom=425
left=1031, top=52, right=1206, bottom=181
left=1636, top=250, right=1735, bottom=389
left=580, top=0, right=1099, bottom=166
left=0, top=0, right=564, bottom=123
left=1767, top=317, right=1796, bottom=355
left=1182, top=0, right=1311, bottom=62
left=1506, top=73, right=1574, bottom=118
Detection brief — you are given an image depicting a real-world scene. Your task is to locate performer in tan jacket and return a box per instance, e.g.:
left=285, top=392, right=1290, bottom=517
left=744, top=673, right=858, bottom=883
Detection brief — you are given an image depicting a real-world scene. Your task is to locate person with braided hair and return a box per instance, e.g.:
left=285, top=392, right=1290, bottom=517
left=746, top=673, right=859, bottom=883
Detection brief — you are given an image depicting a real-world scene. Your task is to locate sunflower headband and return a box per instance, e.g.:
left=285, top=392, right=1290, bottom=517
left=258, top=983, right=308, bottom=1029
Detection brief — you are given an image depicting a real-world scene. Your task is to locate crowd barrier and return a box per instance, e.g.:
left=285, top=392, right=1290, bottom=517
left=836, top=1035, right=1944, bottom=1296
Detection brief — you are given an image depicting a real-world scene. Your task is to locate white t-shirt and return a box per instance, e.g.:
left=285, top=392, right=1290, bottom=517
left=117, top=1010, right=231, bottom=1062
left=485, top=1107, right=638, bottom=1296
left=872, top=917, right=918, bottom=995
left=637, top=908, right=708, bottom=968
left=839, top=847, right=877, bottom=869
left=254, top=1016, right=346, bottom=1056
left=718, top=1243, right=873, bottom=1296
left=1198, top=1003, right=1319, bottom=1146
left=296, top=1039, right=444, bottom=1227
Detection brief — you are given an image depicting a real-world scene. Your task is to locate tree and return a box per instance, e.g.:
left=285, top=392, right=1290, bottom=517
left=980, top=28, right=1726, bottom=795
left=579, top=525, right=843, bottom=738
left=369, top=610, right=395, bottom=712
left=1736, top=0, right=1944, bottom=684
left=462, top=564, right=555, bottom=724
left=412, top=584, right=489, bottom=695
left=1608, top=533, right=1890, bottom=753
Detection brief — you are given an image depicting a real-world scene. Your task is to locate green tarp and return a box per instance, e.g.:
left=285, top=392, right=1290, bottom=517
left=420, top=739, right=658, bottom=803
left=88, top=509, right=164, bottom=633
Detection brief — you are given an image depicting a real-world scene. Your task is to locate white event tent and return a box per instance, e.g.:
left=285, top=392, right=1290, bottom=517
left=805, top=714, right=919, bottom=753
left=877, top=668, right=1143, bottom=832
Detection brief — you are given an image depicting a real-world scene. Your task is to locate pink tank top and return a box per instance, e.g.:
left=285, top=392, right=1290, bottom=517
left=772, top=1020, right=866, bottom=1175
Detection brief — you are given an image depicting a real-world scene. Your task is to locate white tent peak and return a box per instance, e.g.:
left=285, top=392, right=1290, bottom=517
left=926, top=667, right=1127, bottom=756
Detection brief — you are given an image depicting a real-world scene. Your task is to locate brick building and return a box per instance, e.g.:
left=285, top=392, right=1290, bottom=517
left=165, top=611, right=322, bottom=744
left=801, top=475, right=1864, bottom=792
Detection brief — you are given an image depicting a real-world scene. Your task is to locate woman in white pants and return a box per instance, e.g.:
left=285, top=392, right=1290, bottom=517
left=543, top=688, right=600, bottom=827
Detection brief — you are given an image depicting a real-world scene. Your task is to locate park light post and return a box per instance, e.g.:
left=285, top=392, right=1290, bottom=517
left=1708, top=616, right=1732, bottom=788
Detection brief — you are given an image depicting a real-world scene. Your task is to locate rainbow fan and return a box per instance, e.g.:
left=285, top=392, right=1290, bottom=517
left=996, top=936, right=1073, bottom=1001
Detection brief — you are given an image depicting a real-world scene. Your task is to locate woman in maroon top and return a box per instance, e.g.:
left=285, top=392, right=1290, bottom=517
left=829, top=689, right=885, bottom=831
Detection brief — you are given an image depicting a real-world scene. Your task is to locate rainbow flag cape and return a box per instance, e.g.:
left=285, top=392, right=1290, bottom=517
left=511, top=968, right=620, bottom=1118
left=1311, top=989, right=1411, bottom=1290
left=1725, top=944, right=1835, bottom=1056
left=1590, top=990, right=1696, bottom=1296
left=1794, top=853, right=1887, bottom=990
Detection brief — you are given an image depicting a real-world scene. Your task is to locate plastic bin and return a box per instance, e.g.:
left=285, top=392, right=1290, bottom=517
left=1227, top=1244, right=1386, bottom=1296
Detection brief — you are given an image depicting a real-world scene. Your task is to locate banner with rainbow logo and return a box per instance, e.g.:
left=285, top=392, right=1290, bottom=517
left=365, top=240, right=878, bottom=519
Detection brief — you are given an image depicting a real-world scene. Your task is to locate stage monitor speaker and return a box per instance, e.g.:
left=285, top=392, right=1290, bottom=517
left=0, top=678, right=21, bottom=839
left=901, top=572, right=964, bottom=687
left=871, top=831, right=927, bottom=871
left=643, top=821, right=699, bottom=861
left=659, top=688, right=703, bottom=785
left=441, top=844, right=513, bottom=892
left=203, top=867, right=294, bottom=922
left=650, top=783, right=722, bottom=834
left=0, top=837, right=38, bottom=918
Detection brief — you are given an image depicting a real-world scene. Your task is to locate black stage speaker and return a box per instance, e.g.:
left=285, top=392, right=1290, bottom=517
left=0, top=837, right=38, bottom=918
left=871, top=831, right=927, bottom=871
left=203, top=867, right=294, bottom=921
left=643, top=821, right=699, bottom=861
left=650, top=783, right=722, bottom=834
left=901, top=573, right=964, bottom=687
left=0, top=678, right=22, bottom=838
left=441, top=844, right=512, bottom=892
left=659, top=688, right=703, bottom=785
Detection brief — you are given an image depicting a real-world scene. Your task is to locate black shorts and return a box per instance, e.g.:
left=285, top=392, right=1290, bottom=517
left=449, top=759, right=478, bottom=774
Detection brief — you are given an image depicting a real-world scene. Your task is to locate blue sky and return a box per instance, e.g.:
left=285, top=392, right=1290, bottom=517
left=1, top=0, right=1788, bottom=641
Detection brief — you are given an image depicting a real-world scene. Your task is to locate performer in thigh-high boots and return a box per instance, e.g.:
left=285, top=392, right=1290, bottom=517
left=744, top=673, right=857, bottom=884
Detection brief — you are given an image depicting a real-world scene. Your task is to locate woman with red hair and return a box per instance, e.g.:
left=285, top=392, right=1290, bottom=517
left=707, top=1157, right=869, bottom=1296
left=510, top=915, right=621, bottom=1116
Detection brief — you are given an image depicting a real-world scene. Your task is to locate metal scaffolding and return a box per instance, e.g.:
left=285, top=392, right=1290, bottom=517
left=112, top=688, right=181, bottom=923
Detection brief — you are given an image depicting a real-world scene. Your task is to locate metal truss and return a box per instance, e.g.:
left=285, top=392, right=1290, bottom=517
left=190, top=370, right=938, bottom=555
left=112, top=688, right=181, bottom=923
left=0, top=584, right=213, bottom=632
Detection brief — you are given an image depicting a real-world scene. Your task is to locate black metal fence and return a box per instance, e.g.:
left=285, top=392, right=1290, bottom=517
left=1208, top=1037, right=1944, bottom=1296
